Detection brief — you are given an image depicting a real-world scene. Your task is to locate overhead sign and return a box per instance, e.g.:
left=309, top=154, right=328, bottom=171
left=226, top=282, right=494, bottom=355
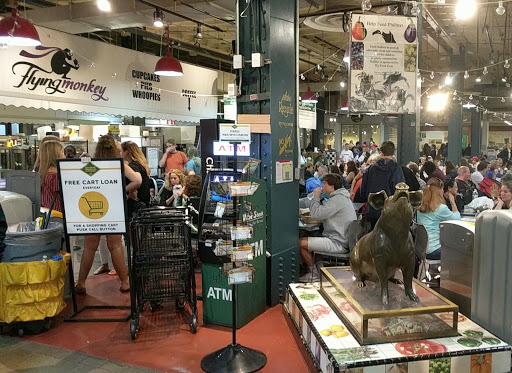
left=298, top=102, right=316, bottom=129
left=213, top=141, right=250, bottom=156
left=349, top=14, right=417, bottom=114
left=0, top=24, right=218, bottom=121
left=58, top=159, right=126, bottom=235
left=219, top=123, right=251, bottom=142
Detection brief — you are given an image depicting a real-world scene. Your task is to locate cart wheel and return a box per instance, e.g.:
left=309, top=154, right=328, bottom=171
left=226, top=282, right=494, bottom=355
left=130, top=320, right=137, bottom=340
left=176, top=298, right=185, bottom=310
left=44, top=318, right=52, bottom=331
left=17, top=328, right=24, bottom=337
left=190, top=315, right=198, bottom=334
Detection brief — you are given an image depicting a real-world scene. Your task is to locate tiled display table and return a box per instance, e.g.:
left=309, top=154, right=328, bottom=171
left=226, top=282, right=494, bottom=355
left=285, top=283, right=511, bottom=373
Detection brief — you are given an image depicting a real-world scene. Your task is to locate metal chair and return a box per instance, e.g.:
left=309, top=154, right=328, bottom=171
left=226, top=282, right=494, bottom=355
left=412, top=221, right=441, bottom=286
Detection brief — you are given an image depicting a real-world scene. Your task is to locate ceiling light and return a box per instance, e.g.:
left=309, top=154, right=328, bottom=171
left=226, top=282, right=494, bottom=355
left=343, top=49, right=350, bottom=63
left=340, top=81, right=346, bottom=88
left=155, top=26, right=183, bottom=77
left=469, top=94, right=473, bottom=100
left=455, top=0, right=476, bottom=19
left=430, top=71, right=435, bottom=79
left=496, top=0, right=506, bottom=15
left=300, top=83, right=318, bottom=103
left=97, top=0, right=111, bottom=12
left=503, top=77, right=508, bottom=82
left=0, top=8, right=41, bottom=47
left=427, top=93, right=448, bottom=112
left=502, top=97, right=506, bottom=103
left=464, top=71, right=469, bottom=79
left=505, top=121, right=512, bottom=125
left=475, top=76, right=481, bottom=82
left=361, top=0, right=372, bottom=12
left=484, top=96, right=488, bottom=101
left=505, top=60, right=510, bottom=69
left=463, top=102, right=476, bottom=109
left=195, top=24, right=203, bottom=41
left=483, top=66, right=489, bottom=75
left=444, top=74, right=453, bottom=85
left=153, top=9, right=164, bottom=28
left=300, top=74, right=305, bottom=80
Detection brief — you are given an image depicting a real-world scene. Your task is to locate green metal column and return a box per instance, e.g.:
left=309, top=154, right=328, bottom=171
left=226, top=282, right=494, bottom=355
left=313, top=97, right=325, bottom=149
left=237, top=0, right=299, bottom=306
left=397, top=114, right=417, bottom=165
left=471, top=108, right=481, bottom=157
left=447, top=55, right=465, bottom=163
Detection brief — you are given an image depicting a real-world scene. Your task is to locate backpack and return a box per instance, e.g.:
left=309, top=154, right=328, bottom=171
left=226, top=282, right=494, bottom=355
left=478, top=177, right=500, bottom=198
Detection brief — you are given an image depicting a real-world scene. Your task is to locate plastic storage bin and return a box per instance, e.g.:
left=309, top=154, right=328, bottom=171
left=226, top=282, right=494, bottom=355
left=2, top=222, right=63, bottom=263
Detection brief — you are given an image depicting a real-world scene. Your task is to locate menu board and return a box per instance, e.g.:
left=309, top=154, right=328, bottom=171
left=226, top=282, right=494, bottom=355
left=349, top=14, right=417, bottom=114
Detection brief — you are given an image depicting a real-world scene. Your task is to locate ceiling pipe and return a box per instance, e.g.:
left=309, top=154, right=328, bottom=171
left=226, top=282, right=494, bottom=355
left=137, top=0, right=225, bottom=32
left=205, top=0, right=235, bottom=17
left=179, top=0, right=234, bottom=24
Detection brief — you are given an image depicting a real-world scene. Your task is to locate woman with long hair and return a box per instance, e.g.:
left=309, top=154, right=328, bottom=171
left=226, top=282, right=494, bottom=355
left=121, top=141, right=151, bottom=216
left=443, top=178, right=463, bottom=213
left=345, top=161, right=358, bottom=184
left=33, top=135, right=60, bottom=172
left=160, top=169, right=186, bottom=207
left=492, top=179, right=512, bottom=210
left=444, top=160, right=457, bottom=179
left=416, top=178, right=461, bottom=260
left=75, top=135, right=141, bottom=294
left=39, top=140, right=64, bottom=212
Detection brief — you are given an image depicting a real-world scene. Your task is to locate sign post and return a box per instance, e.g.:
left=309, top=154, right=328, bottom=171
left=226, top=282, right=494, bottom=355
left=58, top=158, right=130, bottom=322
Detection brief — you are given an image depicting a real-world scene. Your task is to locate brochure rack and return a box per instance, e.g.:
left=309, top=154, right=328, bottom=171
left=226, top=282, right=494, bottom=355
left=201, top=143, right=266, bottom=372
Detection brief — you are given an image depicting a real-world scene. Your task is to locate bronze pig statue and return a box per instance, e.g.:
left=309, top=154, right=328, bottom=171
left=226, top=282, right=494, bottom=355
left=350, top=183, right=423, bottom=305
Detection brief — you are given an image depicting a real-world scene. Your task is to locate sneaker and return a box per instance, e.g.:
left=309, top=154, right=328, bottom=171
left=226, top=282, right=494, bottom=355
left=299, top=268, right=320, bottom=283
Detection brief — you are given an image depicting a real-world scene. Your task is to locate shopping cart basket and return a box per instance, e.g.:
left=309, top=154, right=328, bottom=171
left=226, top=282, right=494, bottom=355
left=80, top=197, right=104, bottom=216
left=128, top=206, right=198, bottom=340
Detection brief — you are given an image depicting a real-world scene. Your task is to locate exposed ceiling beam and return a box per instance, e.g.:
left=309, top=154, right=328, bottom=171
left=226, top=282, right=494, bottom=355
left=422, top=6, right=458, bottom=55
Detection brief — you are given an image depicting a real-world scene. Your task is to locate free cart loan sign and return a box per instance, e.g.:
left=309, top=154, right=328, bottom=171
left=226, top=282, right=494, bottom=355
left=59, top=159, right=126, bottom=234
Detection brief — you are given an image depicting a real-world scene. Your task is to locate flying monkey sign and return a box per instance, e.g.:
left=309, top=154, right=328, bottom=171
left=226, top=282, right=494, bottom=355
left=12, top=46, right=109, bottom=102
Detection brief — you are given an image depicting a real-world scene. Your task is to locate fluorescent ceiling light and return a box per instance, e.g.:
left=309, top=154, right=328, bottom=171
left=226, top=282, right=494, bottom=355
left=97, top=0, right=111, bottom=12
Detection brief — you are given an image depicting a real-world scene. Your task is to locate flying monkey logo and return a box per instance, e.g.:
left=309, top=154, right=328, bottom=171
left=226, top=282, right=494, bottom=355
left=11, top=46, right=109, bottom=101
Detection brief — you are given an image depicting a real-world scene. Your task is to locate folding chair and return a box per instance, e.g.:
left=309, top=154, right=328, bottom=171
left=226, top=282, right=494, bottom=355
left=412, top=221, right=441, bottom=287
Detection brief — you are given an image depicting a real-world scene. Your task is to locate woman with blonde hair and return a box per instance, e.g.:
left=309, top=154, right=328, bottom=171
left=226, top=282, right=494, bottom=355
left=33, top=135, right=60, bottom=172
left=76, top=135, right=141, bottom=294
left=121, top=141, right=151, bottom=216
left=160, top=169, right=185, bottom=207
left=39, top=140, right=64, bottom=212
left=416, top=178, right=460, bottom=260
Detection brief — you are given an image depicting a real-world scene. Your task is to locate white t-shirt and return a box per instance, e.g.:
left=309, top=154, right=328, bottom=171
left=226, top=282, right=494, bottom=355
left=340, top=150, right=354, bottom=164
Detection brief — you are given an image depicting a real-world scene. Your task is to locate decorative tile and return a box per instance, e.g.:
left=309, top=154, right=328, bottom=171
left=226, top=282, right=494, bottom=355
left=407, top=360, right=428, bottom=373
left=491, top=350, right=511, bottom=373
left=384, top=363, right=408, bottom=372
left=450, top=355, right=471, bottom=372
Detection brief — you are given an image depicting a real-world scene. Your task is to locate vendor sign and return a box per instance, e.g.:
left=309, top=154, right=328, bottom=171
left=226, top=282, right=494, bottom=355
left=58, top=159, right=126, bottom=234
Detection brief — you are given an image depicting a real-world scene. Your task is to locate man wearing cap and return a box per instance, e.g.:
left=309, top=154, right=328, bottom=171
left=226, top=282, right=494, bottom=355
left=159, top=139, right=188, bottom=174
left=369, top=143, right=379, bottom=155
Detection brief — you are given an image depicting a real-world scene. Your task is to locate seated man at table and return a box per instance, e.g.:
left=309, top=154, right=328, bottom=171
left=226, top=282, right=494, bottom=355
left=299, top=173, right=357, bottom=282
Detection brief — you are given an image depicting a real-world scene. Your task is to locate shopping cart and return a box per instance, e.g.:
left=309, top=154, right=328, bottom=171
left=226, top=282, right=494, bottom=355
left=128, top=206, right=198, bottom=340
left=80, top=197, right=104, bottom=216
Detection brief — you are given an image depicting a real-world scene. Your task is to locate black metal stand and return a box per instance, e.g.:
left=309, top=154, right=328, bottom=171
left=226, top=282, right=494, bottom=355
left=64, top=233, right=131, bottom=323
left=201, top=142, right=267, bottom=372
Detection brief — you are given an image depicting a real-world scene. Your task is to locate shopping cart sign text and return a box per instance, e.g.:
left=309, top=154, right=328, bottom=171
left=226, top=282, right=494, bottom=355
left=64, top=179, right=118, bottom=185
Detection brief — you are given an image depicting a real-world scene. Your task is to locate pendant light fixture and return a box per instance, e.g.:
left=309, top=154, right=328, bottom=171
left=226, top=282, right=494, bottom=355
left=0, top=4, right=41, bottom=47
left=154, top=25, right=183, bottom=77
left=300, top=82, right=318, bottom=104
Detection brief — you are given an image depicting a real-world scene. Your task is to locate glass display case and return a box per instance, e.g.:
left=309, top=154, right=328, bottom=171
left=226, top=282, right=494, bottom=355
left=319, top=267, right=459, bottom=345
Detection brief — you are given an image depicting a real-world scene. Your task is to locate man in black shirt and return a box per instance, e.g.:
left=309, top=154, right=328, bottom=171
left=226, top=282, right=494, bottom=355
left=497, top=143, right=512, bottom=168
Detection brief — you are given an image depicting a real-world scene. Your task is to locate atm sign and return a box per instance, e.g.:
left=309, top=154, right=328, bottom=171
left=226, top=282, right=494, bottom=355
left=213, top=141, right=250, bottom=156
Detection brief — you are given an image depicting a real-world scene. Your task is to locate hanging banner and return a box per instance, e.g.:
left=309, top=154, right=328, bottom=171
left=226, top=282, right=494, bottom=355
left=58, top=159, right=126, bottom=235
left=349, top=15, right=417, bottom=114
left=298, top=102, right=317, bottom=130
left=0, top=25, right=218, bottom=121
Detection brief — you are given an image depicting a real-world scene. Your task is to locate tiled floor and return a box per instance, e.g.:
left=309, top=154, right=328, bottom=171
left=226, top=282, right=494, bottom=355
left=1, top=243, right=310, bottom=373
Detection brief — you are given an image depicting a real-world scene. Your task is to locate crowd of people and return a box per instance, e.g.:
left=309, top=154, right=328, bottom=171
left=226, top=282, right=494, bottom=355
left=299, top=140, right=512, bottom=282
left=36, top=135, right=202, bottom=294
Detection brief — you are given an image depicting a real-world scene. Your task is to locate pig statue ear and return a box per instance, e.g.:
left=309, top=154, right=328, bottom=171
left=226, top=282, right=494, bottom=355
left=408, top=190, right=423, bottom=209
left=368, top=190, right=388, bottom=210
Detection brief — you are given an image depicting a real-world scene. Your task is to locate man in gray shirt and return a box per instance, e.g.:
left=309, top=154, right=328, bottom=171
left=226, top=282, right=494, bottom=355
left=299, top=173, right=357, bottom=282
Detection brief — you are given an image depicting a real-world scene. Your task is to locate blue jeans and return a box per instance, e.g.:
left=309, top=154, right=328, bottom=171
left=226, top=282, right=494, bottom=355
left=426, top=249, right=441, bottom=260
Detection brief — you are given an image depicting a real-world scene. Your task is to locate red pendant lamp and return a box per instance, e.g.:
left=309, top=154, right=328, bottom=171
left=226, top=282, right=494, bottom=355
left=300, top=82, right=318, bottom=103
left=0, top=4, right=41, bottom=47
left=154, top=25, right=183, bottom=77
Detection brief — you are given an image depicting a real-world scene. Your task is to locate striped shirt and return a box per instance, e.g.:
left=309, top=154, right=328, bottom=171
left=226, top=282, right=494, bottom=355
left=41, top=172, right=63, bottom=212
